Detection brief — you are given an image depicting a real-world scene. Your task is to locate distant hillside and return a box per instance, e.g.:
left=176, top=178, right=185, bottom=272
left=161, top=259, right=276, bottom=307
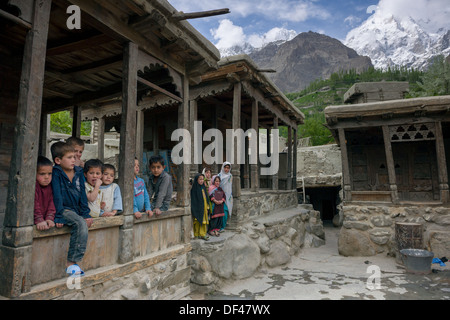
left=249, top=31, right=373, bottom=93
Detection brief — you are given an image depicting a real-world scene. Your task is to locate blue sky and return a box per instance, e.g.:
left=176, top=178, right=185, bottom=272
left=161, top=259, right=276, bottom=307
left=168, top=0, right=379, bottom=46
left=167, top=0, right=449, bottom=50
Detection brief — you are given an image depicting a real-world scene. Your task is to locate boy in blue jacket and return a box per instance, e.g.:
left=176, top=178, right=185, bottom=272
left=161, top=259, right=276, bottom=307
left=51, top=141, right=92, bottom=276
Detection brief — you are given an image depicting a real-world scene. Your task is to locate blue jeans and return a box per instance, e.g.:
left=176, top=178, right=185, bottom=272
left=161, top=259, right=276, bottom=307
left=62, top=209, right=88, bottom=263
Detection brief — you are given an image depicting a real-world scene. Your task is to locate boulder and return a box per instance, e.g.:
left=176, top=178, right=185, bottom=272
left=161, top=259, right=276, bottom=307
left=338, top=228, right=376, bottom=256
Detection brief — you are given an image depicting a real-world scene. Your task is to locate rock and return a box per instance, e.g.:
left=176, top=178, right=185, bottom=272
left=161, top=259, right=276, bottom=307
left=370, top=215, right=392, bottom=227
left=265, top=240, right=291, bottom=267
left=338, top=228, right=376, bottom=256
left=207, top=234, right=261, bottom=279
left=369, top=228, right=391, bottom=245
left=256, top=233, right=271, bottom=254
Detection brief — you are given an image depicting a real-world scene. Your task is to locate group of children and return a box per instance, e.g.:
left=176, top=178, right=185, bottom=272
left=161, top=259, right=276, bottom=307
left=190, top=162, right=233, bottom=241
left=34, top=137, right=173, bottom=276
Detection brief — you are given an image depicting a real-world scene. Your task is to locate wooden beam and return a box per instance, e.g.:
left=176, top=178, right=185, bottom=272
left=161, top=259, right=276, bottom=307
left=62, top=55, right=123, bottom=76
left=171, top=8, right=230, bottom=20
left=137, top=76, right=182, bottom=103
left=46, top=33, right=115, bottom=56
left=0, top=8, right=32, bottom=29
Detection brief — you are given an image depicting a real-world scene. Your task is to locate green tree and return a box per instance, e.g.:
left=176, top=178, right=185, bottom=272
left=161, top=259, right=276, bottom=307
left=298, top=113, right=334, bottom=146
left=50, top=111, right=91, bottom=136
left=410, top=55, right=450, bottom=97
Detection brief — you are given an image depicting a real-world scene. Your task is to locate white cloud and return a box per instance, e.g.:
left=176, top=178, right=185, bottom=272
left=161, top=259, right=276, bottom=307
left=344, top=15, right=362, bottom=27
left=210, top=19, right=246, bottom=49
left=211, top=20, right=297, bottom=50
left=168, top=0, right=330, bottom=22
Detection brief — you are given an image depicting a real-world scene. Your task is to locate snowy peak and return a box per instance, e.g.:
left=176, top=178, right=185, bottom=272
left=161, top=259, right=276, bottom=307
left=344, top=9, right=450, bottom=70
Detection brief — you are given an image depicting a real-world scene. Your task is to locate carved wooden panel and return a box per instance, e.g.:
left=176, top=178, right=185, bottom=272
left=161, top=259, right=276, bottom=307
left=390, top=123, right=436, bottom=142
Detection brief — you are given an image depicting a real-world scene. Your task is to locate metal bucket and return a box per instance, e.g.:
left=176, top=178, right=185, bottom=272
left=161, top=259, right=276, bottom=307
left=400, top=249, right=434, bottom=275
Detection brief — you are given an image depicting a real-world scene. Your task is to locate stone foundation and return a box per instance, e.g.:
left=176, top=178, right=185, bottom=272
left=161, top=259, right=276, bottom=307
left=232, top=190, right=299, bottom=227
left=339, top=204, right=450, bottom=258
left=189, top=205, right=325, bottom=294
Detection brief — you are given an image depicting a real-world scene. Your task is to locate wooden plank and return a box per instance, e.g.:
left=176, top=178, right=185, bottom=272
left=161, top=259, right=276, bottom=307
left=338, top=128, right=352, bottom=201
left=171, top=9, right=230, bottom=20
left=137, top=76, right=182, bottom=103
left=0, top=8, right=32, bottom=29
left=46, top=34, right=114, bottom=56
left=435, top=121, right=449, bottom=203
left=251, top=99, right=259, bottom=191
left=382, top=125, right=399, bottom=203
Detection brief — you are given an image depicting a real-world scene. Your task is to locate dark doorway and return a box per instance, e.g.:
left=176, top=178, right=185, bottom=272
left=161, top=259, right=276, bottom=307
left=305, top=187, right=340, bottom=222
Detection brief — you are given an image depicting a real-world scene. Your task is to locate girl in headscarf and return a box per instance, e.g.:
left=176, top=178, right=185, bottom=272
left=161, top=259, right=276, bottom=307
left=202, top=167, right=212, bottom=189
left=208, top=175, right=226, bottom=237
left=190, top=173, right=210, bottom=240
left=218, top=161, right=233, bottom=231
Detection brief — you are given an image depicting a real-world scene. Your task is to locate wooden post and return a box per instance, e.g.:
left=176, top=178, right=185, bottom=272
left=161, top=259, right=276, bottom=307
left=435, top=121, right=449, bottom=203
left=338, top=128, right=352, bottom=202
left=232, top=82, right=241, bottom=200
left=39, top=113, right=51, bottom=160
left=72, top=105, right=82, bottom=138
left=189, top=99, right=199, bottom=178
left=287, top=126, right=293, bottom=190
left=117, top=42, right=138, bottom=264
left=293, top=126, right=298, bottom=190
left=250, top=99, right=259, bottom=192
left=177, top=76, right=190, bottom=207
left=382, top=125, right=399, bottom=203
left=152, top=117, right=159, bottom=155
left=135, top=110, right=144, bottom=167
left=1, top=0, right=52, bottom=298
left=97, top=116, right=105, bottom=162
left=272, top=117, right=279, bottom=190
left=243, top=118, right=250, bottom=189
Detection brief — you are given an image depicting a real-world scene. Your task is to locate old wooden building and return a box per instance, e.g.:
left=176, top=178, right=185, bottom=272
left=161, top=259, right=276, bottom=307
left=325, top=94, right=450, bottom=257
left=189, top=55, right=305, bottom=227
left=0, top=0, right=222, bottom=299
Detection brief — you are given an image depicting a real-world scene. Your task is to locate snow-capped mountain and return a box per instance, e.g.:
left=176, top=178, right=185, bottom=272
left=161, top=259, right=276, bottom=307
left=218, top=28, right=297, bottom=58
left=344, top=10, right=450, bottom=70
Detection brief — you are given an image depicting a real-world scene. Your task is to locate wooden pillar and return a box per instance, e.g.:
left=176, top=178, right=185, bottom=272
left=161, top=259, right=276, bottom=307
left=232, top=82, right=242, bottom=200
left=72, top=105, right=82, bottom=138
left=117, top=42, right=138, bottom=264
left=152, top=117, right=159, bottom=155
left=98, top=116, right=105, bottom=162
left=338, top=128, right=352, bottom=202
left=243, top=118, right=250, bottom=189
left=177, top=76, right=190, bottom=207
left=135, top=110, right=144, bottom=167
left=382, top=125, right=399, bottom=203
left=435, top=121, right=449, bottom=203
left=287, top=126, right=293, bottom=190
left=293, top=126, right=298, bottom=190
left=250, top=99, right=259, bottom=192
left=272, top=117, right=279, bottom=190
left=39, top=113, right=51, bottom=160
left=189, top=99, right=199, bottom=177
left=1, top=0, right=52, bottom=298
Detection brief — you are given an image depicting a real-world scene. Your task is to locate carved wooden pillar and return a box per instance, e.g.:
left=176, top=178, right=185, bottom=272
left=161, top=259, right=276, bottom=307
left=287, top=125, right=293, bottom=190
left=251, top=99, right=259, bottom=192
left=189, top=99, right=199, bottom=178
left=1, top=0, right=52, bottom=298
left=382, top=125, right=399, bottom=203
left=177, top=76, right=191, bottom=207
left=272, top=117, right=279, bottom=190
left=435, top=121, right=449, bottom=203
left=293, top=126, right=298, bottom=190
left=98, top=116, right=105, bottom=162
left=118, top=42, right=138, bottom=264
left=72, top=105, right=82, bottom=138
left=338, top=128, right=352, bottom=202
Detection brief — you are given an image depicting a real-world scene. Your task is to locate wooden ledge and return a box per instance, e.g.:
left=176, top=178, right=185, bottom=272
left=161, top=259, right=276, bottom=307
left=32, top=207, right=188, bottom=238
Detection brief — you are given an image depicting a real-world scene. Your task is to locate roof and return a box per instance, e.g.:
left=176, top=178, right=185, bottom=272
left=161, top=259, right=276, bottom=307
left=343, top=81, right=410, bottom=103
left=192, top=54, right=305, bottom=127
left=1, top=0, right=222, bottom=114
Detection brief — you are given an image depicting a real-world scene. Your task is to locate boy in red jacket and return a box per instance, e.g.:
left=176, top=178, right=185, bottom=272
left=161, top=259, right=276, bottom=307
left=34, top=156, right=56, bottom=230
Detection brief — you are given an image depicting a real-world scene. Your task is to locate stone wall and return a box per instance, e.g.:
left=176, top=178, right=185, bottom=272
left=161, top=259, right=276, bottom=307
left=233, top=190, right=299, bottom=227
left=338, top=204, right=450, bottom=258
left=190, top=205, right=325, bottom=293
